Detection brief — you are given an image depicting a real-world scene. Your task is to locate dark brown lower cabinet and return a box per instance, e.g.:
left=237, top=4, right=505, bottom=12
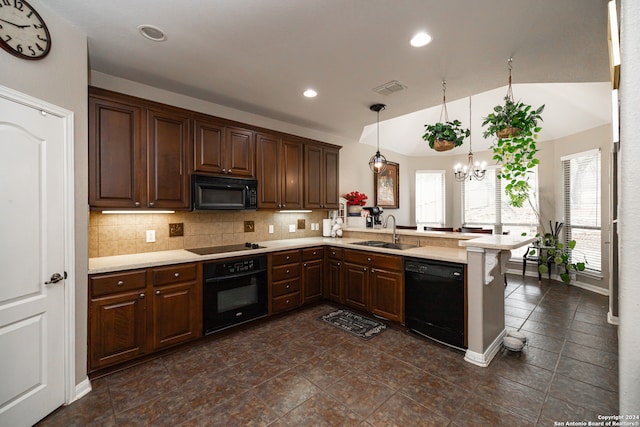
left=302, top=247, right=324, bottom=304
left=342, top=249, right=404, bottom=323
left=88, top=263, right=201, bottom=373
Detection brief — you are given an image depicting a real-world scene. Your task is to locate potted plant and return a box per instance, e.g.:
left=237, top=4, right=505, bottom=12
left=526, top=221, right=586, bottom=284
left=481, top=96, right=545, bottom=140
left=423, top=80, right=469, bottom=152
left=344, top=191, right=367, bottom=216
left=423, top=120, right=470, bottom=152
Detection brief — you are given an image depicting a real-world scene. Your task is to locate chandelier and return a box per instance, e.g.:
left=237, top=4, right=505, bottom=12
left=368, top=103, right=388, bottom=173
left=453, top=96, right=486, bottom=182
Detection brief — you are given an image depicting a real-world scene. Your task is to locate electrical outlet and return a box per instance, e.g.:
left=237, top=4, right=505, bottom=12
left=169, top=223, right=184, bottom=237
left=146, top=230, right=156, bottom=243
left=289, top=224, right=296, bottom=233
left=244, top=220, right=255, bottom=232
left=297, top=219, right=306, bottom=230
left=268, top=224, right=274, bottom=234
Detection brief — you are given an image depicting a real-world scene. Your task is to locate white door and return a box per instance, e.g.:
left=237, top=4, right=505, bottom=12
left=0, top=93, right=67, bottom=426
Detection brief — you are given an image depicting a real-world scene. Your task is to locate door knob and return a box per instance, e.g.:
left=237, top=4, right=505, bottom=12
left=45, top=272, right=66, bottom=285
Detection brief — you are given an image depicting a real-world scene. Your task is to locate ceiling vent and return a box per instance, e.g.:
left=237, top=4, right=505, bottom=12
left=372, top=80, right=407, bottom=95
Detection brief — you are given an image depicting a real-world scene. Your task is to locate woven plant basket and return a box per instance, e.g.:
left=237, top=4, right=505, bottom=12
left=433, top=139, right=455, bottom=152
left=497, top=127, right=521, bottom=139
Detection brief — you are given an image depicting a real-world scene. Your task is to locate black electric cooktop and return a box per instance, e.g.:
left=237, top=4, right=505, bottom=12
left=186, top=242, right=264, bottom=255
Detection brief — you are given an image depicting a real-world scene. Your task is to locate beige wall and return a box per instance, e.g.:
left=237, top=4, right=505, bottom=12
left=0, top=1, right=89, bottom=386
left=89, top=210, right=326, bottom=257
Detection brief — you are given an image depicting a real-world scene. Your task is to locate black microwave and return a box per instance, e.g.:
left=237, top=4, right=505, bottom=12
left=192, top=174, right=258, bottom=210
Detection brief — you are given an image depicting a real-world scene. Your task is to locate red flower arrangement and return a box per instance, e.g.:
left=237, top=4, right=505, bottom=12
left=344, top=191, right=368, bottom=206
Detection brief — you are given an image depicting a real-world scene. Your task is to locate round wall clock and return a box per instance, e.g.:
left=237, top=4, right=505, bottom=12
left=0, top=0, right=51, bottom=60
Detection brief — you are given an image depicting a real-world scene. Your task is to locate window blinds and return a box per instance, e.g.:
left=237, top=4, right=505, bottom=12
left=562, top=149, right=601, bottom=272
left=415, top=170, right=445, bottom=226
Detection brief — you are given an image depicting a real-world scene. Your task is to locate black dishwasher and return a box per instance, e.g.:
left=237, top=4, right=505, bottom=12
left=404, top=258, right=466, bottom=349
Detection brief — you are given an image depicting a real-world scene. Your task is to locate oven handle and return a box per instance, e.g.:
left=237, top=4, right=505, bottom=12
left=204, top=269, right=267, bottom=284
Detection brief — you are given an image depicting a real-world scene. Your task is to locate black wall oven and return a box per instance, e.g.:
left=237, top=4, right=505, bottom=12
left=202, top=255, right=268, bottom=334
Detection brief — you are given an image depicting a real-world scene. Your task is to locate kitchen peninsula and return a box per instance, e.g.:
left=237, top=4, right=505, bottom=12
left=88, top=230, right=533, bottom=373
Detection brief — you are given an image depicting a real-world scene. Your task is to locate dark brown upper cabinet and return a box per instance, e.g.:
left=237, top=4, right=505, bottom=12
left=89, top=88, right=190, bottom=210
left=256, top=132, right=303, bottom=209
left=89, top=95, right=145, bottom=208
left=304, top=144, right=340, bottom=209
left=193, top=118, right=255, bottom=178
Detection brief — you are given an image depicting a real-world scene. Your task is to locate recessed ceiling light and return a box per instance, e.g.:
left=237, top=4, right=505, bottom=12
left=303, top=89, right=318, bottom=98
left=410, top=32, right=432, bottom=47
left=138, top=25, right=167, bottom=42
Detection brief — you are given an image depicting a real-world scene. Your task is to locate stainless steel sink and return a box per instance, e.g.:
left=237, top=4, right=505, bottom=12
left=351, top=240, right=418, bottom=250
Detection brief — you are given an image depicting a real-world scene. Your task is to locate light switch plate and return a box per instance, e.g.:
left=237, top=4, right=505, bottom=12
left=289, top=224, right=296, bottom=232
left=268, top=224, right=274, bottom=234
left=146, top=230, right=156, bottom=243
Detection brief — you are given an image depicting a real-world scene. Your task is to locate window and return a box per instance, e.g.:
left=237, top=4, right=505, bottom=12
left=462, top=166, right=539, bottom=259
left=415, top=170, right=445, bottom=226
left=562, top=149, right=601, bottom=273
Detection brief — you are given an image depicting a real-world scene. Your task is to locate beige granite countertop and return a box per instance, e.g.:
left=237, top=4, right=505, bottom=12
left=88, top=236, right=469, bottom=274
left=457, top=234, right=536, bottom=250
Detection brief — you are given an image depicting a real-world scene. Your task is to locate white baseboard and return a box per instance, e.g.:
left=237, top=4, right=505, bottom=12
left=607, top=311, right=619, bottom=325
left=464, top=329, right=506, bottom=367
left=69, top=377, right=92, bottom=404
left=505, top=268, right=609, bottom=296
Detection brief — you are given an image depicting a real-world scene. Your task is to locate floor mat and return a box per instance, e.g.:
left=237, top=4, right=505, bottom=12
left=319, top=309, right=387, bottom=340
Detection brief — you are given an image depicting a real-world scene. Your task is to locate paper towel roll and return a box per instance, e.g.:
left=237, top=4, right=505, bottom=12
left=322, top=219, right=331, bottom=237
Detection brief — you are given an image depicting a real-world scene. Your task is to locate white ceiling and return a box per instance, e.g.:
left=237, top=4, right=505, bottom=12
left=43, top=0, right=612, bottom=155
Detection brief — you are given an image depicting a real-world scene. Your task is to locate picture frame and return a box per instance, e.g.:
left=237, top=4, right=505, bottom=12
left=374, top=162, right=399, bottom=208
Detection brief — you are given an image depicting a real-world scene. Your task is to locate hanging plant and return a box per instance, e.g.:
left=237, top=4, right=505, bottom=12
left=423, top=81, right=470, bottom=152
left=484, top=59, right=545, bottom=208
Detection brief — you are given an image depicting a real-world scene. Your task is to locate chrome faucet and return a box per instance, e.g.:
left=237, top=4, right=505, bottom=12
left=383, top=214, right=398, bottom=244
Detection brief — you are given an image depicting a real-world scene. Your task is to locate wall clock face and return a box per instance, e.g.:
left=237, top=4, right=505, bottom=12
left=0, top=0, right=51, bottom=60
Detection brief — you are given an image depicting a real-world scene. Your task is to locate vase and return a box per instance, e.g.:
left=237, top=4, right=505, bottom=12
left=433, top=139, right=454, bottom=152
left=347, top=205, right=363, bottom=216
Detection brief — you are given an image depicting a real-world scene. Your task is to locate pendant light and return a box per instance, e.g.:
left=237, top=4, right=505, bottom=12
left=369, top=103, right=388, bottom=173
left=453, top=96, right=486, bottom=182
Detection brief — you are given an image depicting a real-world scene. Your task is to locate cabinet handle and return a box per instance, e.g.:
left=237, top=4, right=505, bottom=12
left=149, top=202, right=155, bottom=207
left=228, top=169, right=232, bottom=174
left=135, top=202, right=141, bottom=207
left=371, top=268, right=375, bottom=273
left=313, top=251, right=317, bottom=255
left=303, top=263, right=307, bottom=267
left=286, top=284, right=290, bottom=289
left=117, top=280, right=124, bottom=286
left=332, top=251, right=336, bottom=255
left=282, top=204, right=285, bottom=208
left=286, top=299, right=290, bottom=304
left=174, top=272, right=180, bottom=277
left=286, top=256, right=290, bottom=260
left=155, top=290, right=160, bottom=295
left=367, top=257, right=372, bottom=262
left=363, top=267, right=367, bottom=271
left=337, top=262, right=341, bottom=266
left=222, top=168, right=227, bottom=173
left=286, top=269, right=290, bottom=274
left=139, top=293, right=145, bottom=299
left=278, top=204, right=282, bottom=208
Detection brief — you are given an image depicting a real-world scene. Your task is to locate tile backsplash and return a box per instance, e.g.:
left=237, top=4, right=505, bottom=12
left=89, top=210, right=327, bottom=258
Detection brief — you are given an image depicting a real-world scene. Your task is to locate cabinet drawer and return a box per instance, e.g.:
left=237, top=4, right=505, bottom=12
left=272, top=279, right=300, bottom=298
left=327, top=247, right=343, bottom=260
left=302, top=247, right=324, bottom=261
left=90, top=270, right=147, bottom=298
left=344, top=250, right=402, bottom=271
left=152, top=263, right=197, bottom=286
left=272, top=264, right=301, bottom=282
left=272, top=292, right=301, bottom=313
left=272, top=250, right=301, bottom=265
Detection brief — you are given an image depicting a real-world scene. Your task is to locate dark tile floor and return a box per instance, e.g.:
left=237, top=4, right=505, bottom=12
left=39, top=274, right=618, bottom=426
